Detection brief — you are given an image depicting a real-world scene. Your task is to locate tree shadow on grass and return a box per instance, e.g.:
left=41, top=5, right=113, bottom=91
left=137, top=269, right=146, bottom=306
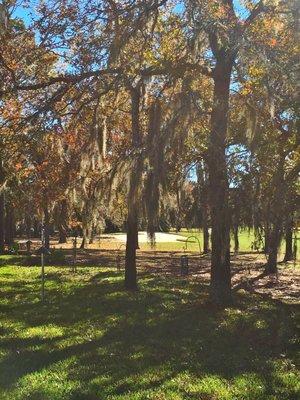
left=0, top=255, right=27, bottom=267
left=0, top=267, right=299, bottom=399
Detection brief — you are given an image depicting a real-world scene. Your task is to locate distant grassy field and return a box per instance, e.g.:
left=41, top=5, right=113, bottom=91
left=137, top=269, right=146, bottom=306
left=166, top=229, right=298, bottom=257
left=39, top=229, right=299, bottom=260
left=0, top=256, right=299, bottom=400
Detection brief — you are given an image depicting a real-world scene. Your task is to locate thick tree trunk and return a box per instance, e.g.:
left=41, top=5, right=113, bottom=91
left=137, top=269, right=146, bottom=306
left=265, top=223, right=281, bottom=274
left=58, top=225, right=67, bottom=244
left=58, top=200, right=68, bottom=244
left=125, top=84, right=142, bottom=290
left=284, top=216, right=293, bottom=262
left=265, top=156, right=285, bottom=274
left=207, top=60, right=232, bottom=305
left=125, top=207, right=138, bottom=290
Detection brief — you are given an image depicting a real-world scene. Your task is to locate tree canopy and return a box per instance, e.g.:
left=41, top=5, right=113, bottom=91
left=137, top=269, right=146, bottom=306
left=0, top=0, right=299, bottom=305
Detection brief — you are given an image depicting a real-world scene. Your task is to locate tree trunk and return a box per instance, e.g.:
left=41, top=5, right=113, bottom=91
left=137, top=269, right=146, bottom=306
left=203, top=217, right=210, bottom=254
left=80, top=236, right=86, bottom=249
left=58, top=200, right=68, bottom=244
left=33, top=219, right=39, bottom=237
left=44, top=206, right=50, bottom=250
left=0, top=161, right=5, bottom=254
left=201, top=192, right=210, bottom=254
left=135, top=226, right=139, bottom=249
left=25, top=215, right=32, bottom=239
left=58, top=225, right=67, bottom=244
left=125, top=84, right=142, bottom=290
left=196, top=162, right=210, bottom=254
left=233, top=225, right=239, bottom=253
left=0, top=192, right=4, bottom=254
left=125, top=207, right=138, bottom=290
left=265, top=223, right=281, bottom=274
left=89, top=226, right=94, bottom=244
left=265, top=155, right=285, bottom=274
left=5, top=203, right=14, bottom=246
left=284, top=216, right=293, bottom=262
left=207, top=60, right=232, bottom=305
left=264, top=221, right=270, bottom=254
left=175, top=187, right=183, bottom=232
left=80, top=226, right=90, bottom=249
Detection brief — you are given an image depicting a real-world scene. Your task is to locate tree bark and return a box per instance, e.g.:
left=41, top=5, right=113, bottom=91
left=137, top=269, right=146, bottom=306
left=265, top=156, right=285, bottom=274
left=125, top=206, right=138, bottom=290
left=264, top=220, right=270, bottom=254
left=44, top=206, right=50, bottom=250
left=80, top=226, right=90, bottom=249
left=25, top=215, right=32, bottom=239
left=284, top=216, right=293, bottom=262
left=33, top=219, right=39, bottom=237
left=125, top=84, right=142, bottom=290
left=0, top=192, right=4, bottom=254
left=80, top=236, right=86, bottom=249
left=196, top=162, right=210, bottom=254
left=58, top=225, right=67, bottom=244
left=135, top=226, right=139, bottom=249
left=5, top=203, right=14, bottom=246
left=58, top=200, right=68, bottom=244
left=203, top=215, right=210, bottom=254
left=89, top=226, right=94, bottom=244
left=233, top=225, right=239, bottom=253
left=0, top=161, right=5, bottom=254
left=207, top=60, right=232, bottom=305
left=265, top=223, right=281, bottom=274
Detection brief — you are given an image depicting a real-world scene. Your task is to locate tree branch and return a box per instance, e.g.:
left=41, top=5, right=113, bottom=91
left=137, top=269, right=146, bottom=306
left=244, top=0, right=265, bottom=28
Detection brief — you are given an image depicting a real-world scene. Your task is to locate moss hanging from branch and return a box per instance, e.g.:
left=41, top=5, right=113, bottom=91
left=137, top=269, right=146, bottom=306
left=145, top=99, right=162, bottom=244
left=245, top=105, right=258, bottom=142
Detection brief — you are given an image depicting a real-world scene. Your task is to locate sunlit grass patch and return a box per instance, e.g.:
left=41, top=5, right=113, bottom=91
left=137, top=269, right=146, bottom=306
left=0, top=257, right=299, bottom=400
left=19, top=324, right=65, bottom=340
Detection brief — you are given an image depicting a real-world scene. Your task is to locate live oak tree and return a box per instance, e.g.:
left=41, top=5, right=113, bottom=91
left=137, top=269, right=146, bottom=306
left=237, top=1, right=299, bottom=273
left=0, top=0, right=63, bottom=251
left=0, top=0, right=298, bottom=304
left=183, top=0, right=274, bottom=303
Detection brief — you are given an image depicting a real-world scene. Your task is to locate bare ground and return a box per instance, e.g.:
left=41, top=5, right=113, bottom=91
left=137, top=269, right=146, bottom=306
left=62, top=248, right=300, bottom=304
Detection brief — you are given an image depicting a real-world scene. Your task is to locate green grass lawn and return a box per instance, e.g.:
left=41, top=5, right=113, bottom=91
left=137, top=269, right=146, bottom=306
left=0, top=256, right=299, bottom=400
left=139, top=231, right=257, bottom=253
left=169, top=229, right=297, bottom=256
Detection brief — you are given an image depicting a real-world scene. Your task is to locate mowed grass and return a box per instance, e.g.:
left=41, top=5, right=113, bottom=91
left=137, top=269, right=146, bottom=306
left=53, top=229, right=299, bottom=258
left=166, top=229, right=298, bottom=256
left=102, top=230, right=258, bottom=253
left=0, top=255, right=299, bottom=400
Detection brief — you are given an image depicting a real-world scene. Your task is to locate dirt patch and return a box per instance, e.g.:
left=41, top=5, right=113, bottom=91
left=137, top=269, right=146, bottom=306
left=62, top=249, right=300, bottom=304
